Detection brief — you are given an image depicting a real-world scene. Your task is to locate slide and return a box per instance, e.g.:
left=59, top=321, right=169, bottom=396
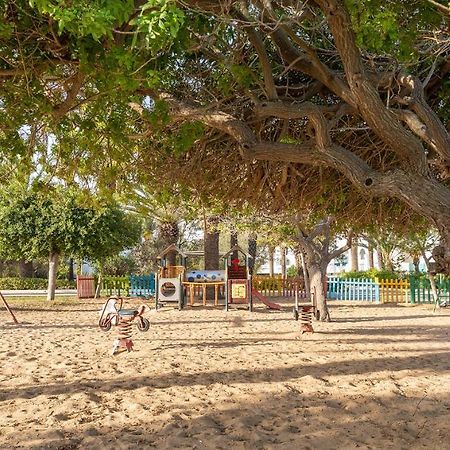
left=251, top=289, right=282, bottom=310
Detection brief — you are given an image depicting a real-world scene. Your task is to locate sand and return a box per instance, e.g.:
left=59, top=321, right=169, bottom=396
left=0, top=298, right=449, bottom=450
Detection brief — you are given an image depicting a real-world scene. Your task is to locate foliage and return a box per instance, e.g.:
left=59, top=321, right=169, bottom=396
left=0, top=277, right=75, bottom=290
left=100, top=254, right=138, bottom=276
left=287, top=265, right=299, bottom=277
left=0, top=190, right=142, bottom=263
left=340, top=269, right=400, bottom=280
left=131, top=239, right=160, bottom=273
left=345, top=0, right=442, bottom=59
left=0, top=0, right=449, bottom=273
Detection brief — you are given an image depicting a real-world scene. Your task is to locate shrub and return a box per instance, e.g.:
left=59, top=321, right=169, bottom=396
left=340, top=269, right=400, bottom=280
left=0, top=277, right=76, bottom=290
left=287, top=265, right=300, bottom=277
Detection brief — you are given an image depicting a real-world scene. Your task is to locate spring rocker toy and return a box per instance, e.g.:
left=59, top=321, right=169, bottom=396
left=99, top=296, right=150, bottom=355
left=293, top=283, right=315, bottom=334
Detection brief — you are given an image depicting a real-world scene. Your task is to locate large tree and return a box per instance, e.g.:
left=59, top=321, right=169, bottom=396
left=1, top=1, right=450, bottom=270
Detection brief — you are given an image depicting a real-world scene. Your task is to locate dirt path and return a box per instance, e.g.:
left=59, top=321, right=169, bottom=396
left=1, top=300, right=449, bottom=449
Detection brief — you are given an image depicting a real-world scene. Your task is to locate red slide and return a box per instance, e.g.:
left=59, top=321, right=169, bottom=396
left=251, top=289, right=282, bottom=310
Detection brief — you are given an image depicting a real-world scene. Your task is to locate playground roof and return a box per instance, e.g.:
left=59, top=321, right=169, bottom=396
left=157, top=244, right=187, bottom=259
left=184, top=250, right=226, bottom=258
left=222, top=245, right=252, bottom=260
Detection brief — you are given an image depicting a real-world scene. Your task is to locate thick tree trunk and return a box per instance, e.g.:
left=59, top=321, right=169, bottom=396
left=230, top=231, right=238, bottom=260
left=350, top=242, right=359, bottom=271
left=381, top=249, right=395, bottom=272
left=95, top=271, right=103, bottom=299
left=204, top=217, right=220, bottom=299
left=413, top=256, right=420, bottom=274
left=204, top=217, right=220, bottom=270
left=18, top=259, right=33, bottom=278
left=422, top=252, right=440, bottom=304
left=376, top=246, right=384, bottom=269
left=94, top=263, right=103, bottom=299
left=294, top=218, right=351, bottom=322
left=77, top=259, right=83, bottom=276
left=158, top=220, right=179, bottom=266
left=295, top=251, right=303, bottom=277
left=308, top=262, right=329, bottom=322
left=367, top=244, right=374, bottom=269
left=47, top=251, right=59, bottom=301
left=300, top=252, right=310, bottom=299
left=68, top=258, right=75, bottom=281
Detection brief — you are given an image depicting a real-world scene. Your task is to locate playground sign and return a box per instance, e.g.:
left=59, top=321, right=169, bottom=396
left=231, top=282, right=247, bottom=299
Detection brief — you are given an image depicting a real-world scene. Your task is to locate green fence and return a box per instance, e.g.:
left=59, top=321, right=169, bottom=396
left=102, top=276, right=130, bottom=296
left=409, top=276, right=450, bottom=304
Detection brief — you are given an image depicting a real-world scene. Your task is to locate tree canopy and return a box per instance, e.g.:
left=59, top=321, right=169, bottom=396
left=0, top=1, right=450, bottom=268
left=0, top=190, right=142, bottom=263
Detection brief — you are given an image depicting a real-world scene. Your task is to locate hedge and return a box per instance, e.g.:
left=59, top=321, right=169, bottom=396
left=0, top=277, right=76, bottom=290
left=340, top=269, right=401, bottom=280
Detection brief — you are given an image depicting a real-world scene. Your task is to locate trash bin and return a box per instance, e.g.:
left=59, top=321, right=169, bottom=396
left=77, top=275, right=96, bottom=298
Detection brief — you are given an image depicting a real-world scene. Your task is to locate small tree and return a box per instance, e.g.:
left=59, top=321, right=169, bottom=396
left=0, top=192, right=141, bottom=300
left=290, top=216, right=353, bottom=322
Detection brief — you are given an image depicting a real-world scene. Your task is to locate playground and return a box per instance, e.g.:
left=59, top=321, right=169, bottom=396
left=1, top=298, right=449, bottom=449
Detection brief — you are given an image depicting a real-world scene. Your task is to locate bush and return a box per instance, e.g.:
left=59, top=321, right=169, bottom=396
left=287, top=265, right=300, bottom=277
left=0, top=277, right=76, bottom=290
left=340, top=269, right=400, bottom=280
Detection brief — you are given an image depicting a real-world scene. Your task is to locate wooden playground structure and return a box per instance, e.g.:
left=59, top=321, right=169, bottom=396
left=154, top=244, right=284, bottom=311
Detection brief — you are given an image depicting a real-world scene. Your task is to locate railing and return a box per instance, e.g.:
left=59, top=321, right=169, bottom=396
left=326, top=276, right=445, bottom=304
left=327, top=277, right=380, bottom=302
left=378, top=278, right=409, bottom=303
left=130, top=274, right=155, bottom=297
left=100, top=273, right=450, bottom=305
left=252, top=276, right=305, bottom=297
left=183, top=282, right=226, bottom=306
left=409, top=276, right=450, bottom=304
left=102, top=276, right=130, bottom=296
left=102, top=274, right=156, bottom=297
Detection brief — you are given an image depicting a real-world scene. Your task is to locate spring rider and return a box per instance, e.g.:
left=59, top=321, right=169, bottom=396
left=99, top=296, right=150, bottom=355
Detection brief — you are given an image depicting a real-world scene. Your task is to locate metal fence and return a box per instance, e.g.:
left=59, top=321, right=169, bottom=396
left=327, top=276, right=450, bottom=304
left=129, top=274, right=155, bottom=297
left=409, top=276, right=450, bottom=304
left=102, top=274, right=156, bottom=297
left=327, top=277, right=380, bottom=302
left=252, top=275, right=306, bottom=298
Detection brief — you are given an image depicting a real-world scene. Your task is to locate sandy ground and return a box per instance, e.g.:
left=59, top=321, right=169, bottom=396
left=0, top=298, right=449, bottom=450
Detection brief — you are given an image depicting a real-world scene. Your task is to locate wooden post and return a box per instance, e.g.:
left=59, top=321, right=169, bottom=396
left=203, top=285, right=207, bottom=306
left=190, top=285, right=194, bottom=306
left=214, top=284, right=219, bottom=306
left=0, top=292, right=19, bottom=324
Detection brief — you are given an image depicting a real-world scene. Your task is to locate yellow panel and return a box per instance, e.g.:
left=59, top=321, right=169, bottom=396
left=231, top=283, right=247, bottom=299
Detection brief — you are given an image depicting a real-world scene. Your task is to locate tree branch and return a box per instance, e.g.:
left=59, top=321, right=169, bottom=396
left=264, top=10, right=355, bottom=107
left=231, top=7, right=278, bottom=100
left=155, top=93, right=257, bottom=147
left=425, top=0, right=450, bottom=16
left=327, top=229, right=353, bottom=262
left=52, top=71, right=85, bottom=120
left=318, top=0, right=429, bottom=174
left=398, top=74, right=450, bottom=163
